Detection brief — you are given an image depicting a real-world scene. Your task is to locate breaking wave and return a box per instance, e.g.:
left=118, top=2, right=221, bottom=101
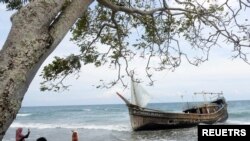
left=17, top=114, right=31, bottom=117
left=10, top=122, right=131, bottom=132
left=225, top=120, right=250, bottom=125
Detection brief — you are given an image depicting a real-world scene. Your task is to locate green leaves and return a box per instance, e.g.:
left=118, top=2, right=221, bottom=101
left=0, top=0, right=29, bottom=10
left=71, top=12, right=90, bottom=41
left=40, top=55, right=81, bottom=91
left=41, top=55, right=81, bottom=81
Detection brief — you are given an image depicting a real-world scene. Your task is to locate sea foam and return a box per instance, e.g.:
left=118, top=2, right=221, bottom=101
left=10, top=122, right=131, bottom=131
left=225, top=120, right=250, bottom=125
left=17, top=114, right=32, bottom=117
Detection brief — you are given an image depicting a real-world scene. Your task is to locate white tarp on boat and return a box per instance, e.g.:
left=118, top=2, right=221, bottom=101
left=131, top=80, right=152, bottom=107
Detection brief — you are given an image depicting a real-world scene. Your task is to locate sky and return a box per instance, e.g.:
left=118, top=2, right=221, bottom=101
left=1, top=3, right=250, bottom=106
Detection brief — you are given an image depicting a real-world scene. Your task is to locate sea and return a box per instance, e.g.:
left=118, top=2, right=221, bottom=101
left=3, top=100, right=250, bottom=141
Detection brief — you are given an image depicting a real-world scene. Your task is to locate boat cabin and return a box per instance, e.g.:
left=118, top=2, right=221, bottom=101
left=183, top=103, right=220, bottom=114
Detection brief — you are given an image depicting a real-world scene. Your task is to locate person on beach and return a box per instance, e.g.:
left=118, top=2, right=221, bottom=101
left=36, top=137, right=47, bottom=141
left=72, top=130, right=79, bottom=141
left=16, top=128, right=30, bottom=141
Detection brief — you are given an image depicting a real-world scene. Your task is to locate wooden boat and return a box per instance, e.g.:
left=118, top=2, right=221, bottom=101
left=116, top=82, right=228, bottom=131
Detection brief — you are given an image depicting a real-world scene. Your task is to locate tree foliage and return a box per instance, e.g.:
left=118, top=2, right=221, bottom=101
left=0, top=0, right=31, bottom=10
left=14, top=0, right=250, bottom=90
left=40, top=55, right=81, bottom=91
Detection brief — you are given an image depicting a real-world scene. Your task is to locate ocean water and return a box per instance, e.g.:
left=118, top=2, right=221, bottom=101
left=3, top=100, right=250, bottom=141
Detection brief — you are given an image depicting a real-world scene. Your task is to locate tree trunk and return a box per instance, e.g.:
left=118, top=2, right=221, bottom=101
left=0, top=0, right=94, bottom=140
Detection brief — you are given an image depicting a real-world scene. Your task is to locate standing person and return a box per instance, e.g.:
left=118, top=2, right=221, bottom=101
left=16, top=128, right=30, bottom=141
left=72, top=130, right=78, bottom=141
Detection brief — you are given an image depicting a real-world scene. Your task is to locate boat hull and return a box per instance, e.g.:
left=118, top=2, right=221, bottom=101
left=128, top=99, right=228, bottom=131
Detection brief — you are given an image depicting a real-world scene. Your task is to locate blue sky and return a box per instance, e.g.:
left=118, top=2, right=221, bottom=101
left=1, top=3, right=250, bottom=106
